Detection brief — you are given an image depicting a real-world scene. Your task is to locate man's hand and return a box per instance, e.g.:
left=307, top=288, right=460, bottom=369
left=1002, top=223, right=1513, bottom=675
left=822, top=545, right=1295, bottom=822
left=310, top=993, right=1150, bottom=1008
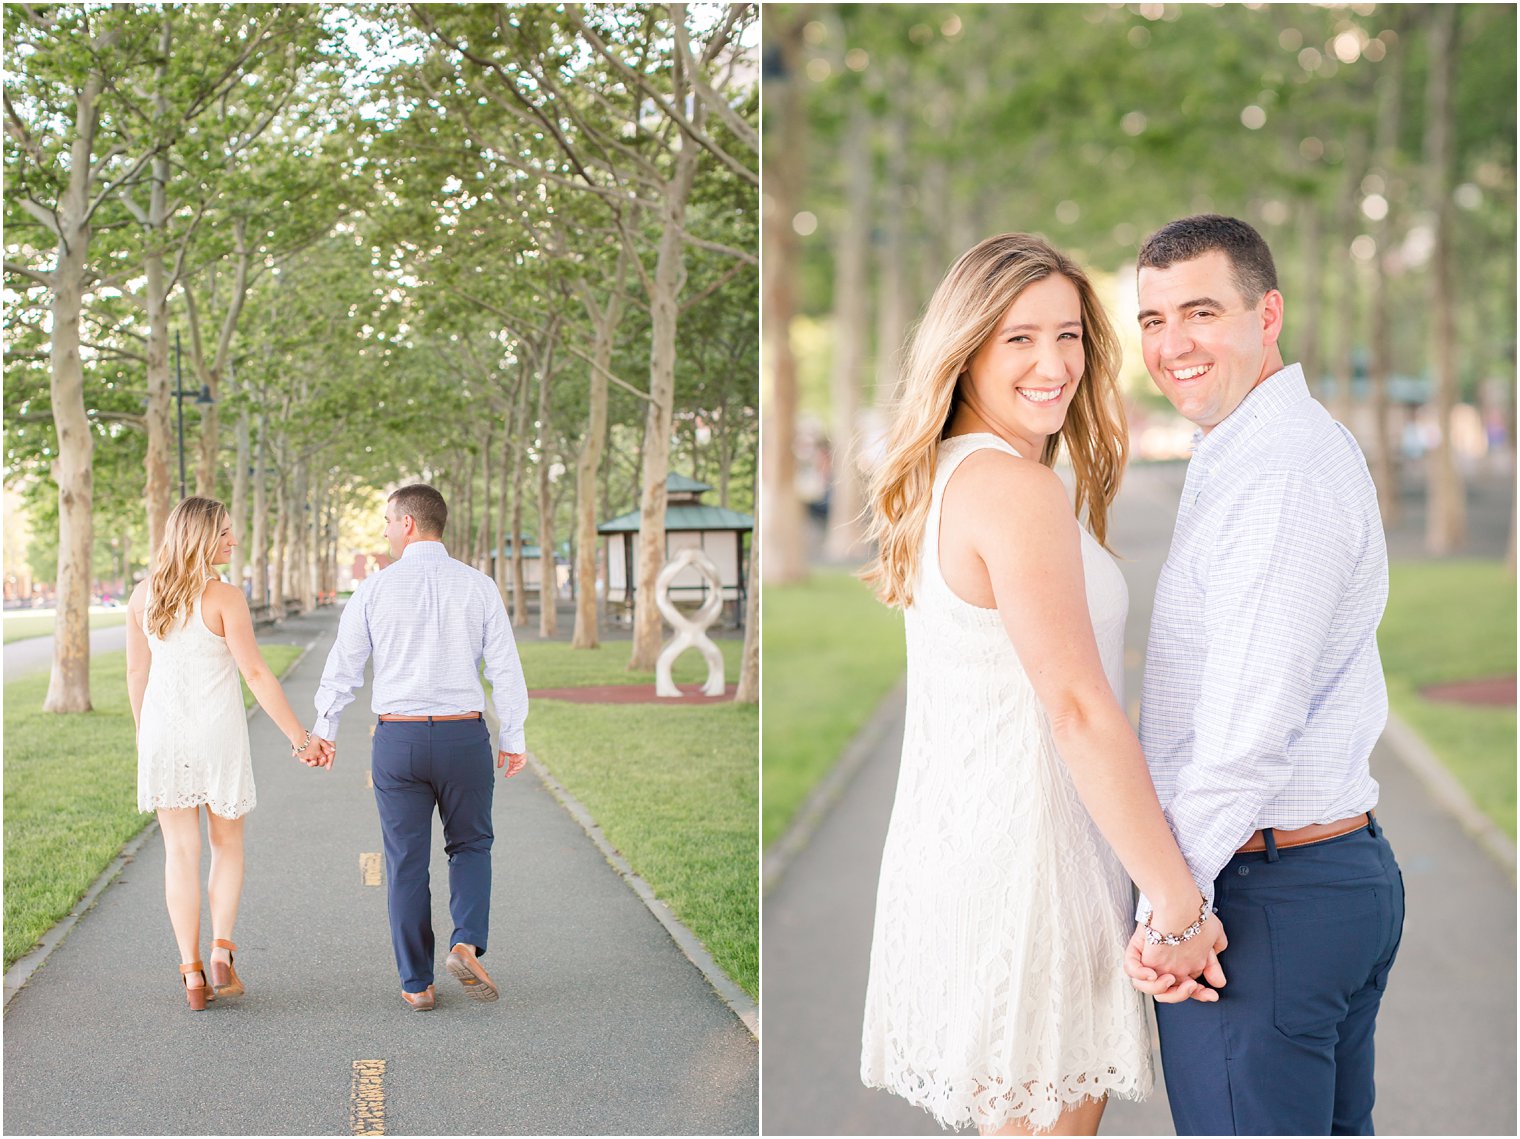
left=302, top=736, right=336, bottom=769
left=1125, top=920, right=1227, bottom=1004
left=498, top=751, right=526, bottom=778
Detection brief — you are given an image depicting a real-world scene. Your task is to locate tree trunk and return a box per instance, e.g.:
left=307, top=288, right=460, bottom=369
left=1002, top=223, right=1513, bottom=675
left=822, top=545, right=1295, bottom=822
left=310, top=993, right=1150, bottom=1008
left=230, top=394, right=250, bottom=594
left=733, top=530, right=758, bottom=703
left=571, top=252, right=627, bottom=650
left=511, top=371, right=530, bottom=627
left=460, top=445, right=477, bottom=566
left=1332, top=156, right=1365, bottom=426
left=251, top=411, right=269, bottom=608
left=195, top=220, right=250, bottom=496
left=43, top=74, right=106, bottom=714
left=825, top=97, right=871, bottom=563
left=875, top=78, right=911, bottom=411
left=475, top=426, right=493, bottom=569
left=1424, top=3, right=1466, bottom=554
left=760, top=13, right=808, bottom=587
left=537, top=336, right=558, bottom=639
left=142, top=134, right=174, bottom=560
left=1368, top=31, right=1405, bottom=526
left=1296, top=198, right=1323, bottom=396
left=495, top=410, right=511, bottom=601
left=628, top=130, right=701, bottom=670
left=271, top=461, right=287, bottom=615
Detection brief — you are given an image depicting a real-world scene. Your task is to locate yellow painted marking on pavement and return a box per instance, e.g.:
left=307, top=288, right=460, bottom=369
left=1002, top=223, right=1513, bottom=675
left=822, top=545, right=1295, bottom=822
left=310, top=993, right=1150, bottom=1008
left=349, top=1059, right=386, bottom=1135
left=359, top=852, right=383, bottom=887
left=1128, top=698, right=1141, bottom=724
left=365, top=770, right=373, bottom=788
left=1125, top=648, right=1142, bottom=668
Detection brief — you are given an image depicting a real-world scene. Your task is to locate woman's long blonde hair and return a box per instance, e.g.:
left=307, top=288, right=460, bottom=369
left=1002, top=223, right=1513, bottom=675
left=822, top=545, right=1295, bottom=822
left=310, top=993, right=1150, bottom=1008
left=146, top=497, right=229, bottom=638
left=862, top=233, right=1129, bottom=609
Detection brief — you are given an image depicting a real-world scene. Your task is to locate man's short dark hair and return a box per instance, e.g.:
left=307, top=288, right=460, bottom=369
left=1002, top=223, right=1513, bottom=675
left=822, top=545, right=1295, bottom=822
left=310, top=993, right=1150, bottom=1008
left=389, top=483, right=448, bottom=537
left=1138, top=214, right=1279, bottom=304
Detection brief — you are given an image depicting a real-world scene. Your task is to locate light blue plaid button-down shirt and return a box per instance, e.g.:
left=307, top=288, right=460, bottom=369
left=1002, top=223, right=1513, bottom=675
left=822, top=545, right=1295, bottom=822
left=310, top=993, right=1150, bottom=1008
left=1139, top=363, right=1386, bottom=911
left=313, top=540, right=529, bottom=754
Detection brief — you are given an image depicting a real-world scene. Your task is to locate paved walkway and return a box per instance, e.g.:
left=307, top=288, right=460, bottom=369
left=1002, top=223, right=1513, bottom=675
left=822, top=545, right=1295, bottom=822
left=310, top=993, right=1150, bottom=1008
left=4, top=605, right=757, bottom=1135
left=764, top=462, right=1516, bottom=1136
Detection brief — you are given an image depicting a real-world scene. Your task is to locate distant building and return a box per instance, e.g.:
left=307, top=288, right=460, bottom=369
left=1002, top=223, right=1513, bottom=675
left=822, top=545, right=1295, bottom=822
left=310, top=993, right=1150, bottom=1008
left=598, top=474, right=753, bottom=625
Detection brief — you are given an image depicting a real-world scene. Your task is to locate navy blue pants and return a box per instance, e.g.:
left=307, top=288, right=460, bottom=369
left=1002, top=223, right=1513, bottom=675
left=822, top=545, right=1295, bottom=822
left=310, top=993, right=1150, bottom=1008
left=371, top=717, right=494, bottom=994
left=1155, top=817, right=1404, bottom=1136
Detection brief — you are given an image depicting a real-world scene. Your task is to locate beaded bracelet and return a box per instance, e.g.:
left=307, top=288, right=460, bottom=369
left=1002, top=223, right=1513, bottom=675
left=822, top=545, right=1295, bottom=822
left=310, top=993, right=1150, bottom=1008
left=1142, top=896, right=1211, bottom=947
left=292, top=730, right=312, bottom=757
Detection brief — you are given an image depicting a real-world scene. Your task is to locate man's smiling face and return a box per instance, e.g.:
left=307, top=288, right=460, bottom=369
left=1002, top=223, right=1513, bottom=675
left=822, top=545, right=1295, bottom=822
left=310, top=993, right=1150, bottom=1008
left=1136, top=249, right=1282, bottom=433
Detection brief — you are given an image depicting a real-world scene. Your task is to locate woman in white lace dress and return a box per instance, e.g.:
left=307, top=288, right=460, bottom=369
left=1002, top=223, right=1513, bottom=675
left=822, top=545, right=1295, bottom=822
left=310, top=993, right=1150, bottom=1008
left=126, top=497, right=322, bottom=1010
left=859, top=234, right=1227, bottom=1135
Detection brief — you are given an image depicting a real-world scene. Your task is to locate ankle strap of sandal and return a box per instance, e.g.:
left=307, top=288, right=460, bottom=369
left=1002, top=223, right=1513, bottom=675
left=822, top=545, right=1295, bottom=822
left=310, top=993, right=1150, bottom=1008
left=212, top=939, right=237, bottom=952
left=180, top=961, right=205, bottom=975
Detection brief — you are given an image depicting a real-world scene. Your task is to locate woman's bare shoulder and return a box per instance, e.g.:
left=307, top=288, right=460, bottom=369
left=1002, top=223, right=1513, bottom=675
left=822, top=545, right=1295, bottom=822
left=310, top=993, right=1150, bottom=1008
left=202, top=579, right=248, bottom=611
left=946, top=448, right=1070, bottom=516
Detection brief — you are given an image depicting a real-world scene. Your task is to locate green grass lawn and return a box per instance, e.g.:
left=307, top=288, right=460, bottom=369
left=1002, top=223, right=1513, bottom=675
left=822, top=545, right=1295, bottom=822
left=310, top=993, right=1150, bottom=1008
left=515, top=636, right=743, bottom=689
left=3, top=609, right=129, bottom=644
left=531, top=699, right=757, bottom=998
left=497, top=640, right=758, bottom=999
left=761, top=569, right=906, bottom=848
left=1379, top=560, right=1516, bottom=839
left=3, top=643, right=304, bottom=968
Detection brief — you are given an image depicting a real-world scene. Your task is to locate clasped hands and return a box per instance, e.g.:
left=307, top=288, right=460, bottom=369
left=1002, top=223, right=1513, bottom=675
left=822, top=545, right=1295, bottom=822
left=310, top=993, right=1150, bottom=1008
left=294, top=735, right=526, bottom=779
left=294, top=733, right=336, bottom=768
left=1124, top=911, right=1228, bottom=1004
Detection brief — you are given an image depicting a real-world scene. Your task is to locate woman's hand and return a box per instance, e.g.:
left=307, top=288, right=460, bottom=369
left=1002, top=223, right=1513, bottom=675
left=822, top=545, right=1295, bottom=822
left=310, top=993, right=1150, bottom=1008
left=1125, top=918, right=1227, bottom=1003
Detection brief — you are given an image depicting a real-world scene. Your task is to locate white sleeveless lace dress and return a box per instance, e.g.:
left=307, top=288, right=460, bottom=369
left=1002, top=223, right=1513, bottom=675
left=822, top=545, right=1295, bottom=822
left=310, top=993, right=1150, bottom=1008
left=137, top=583, right=256, bottom=818
left=860, top=433, right=1152, bottom=1132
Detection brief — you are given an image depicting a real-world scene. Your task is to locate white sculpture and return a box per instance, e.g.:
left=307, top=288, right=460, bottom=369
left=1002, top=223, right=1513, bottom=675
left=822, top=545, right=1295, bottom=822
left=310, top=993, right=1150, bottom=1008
left=654, top=548, right=727, bottom=698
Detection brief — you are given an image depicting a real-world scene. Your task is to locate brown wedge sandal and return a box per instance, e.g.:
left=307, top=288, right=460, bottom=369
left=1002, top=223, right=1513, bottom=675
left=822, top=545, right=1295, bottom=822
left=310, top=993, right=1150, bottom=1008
left=210, top=938, right=244, bottom=998
left=180, top=961, right=211, bottom=1011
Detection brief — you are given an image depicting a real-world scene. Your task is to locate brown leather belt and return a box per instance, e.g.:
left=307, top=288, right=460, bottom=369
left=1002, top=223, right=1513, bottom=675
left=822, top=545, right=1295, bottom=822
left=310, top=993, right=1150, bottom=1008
left=1238, top=810, right=1373, bottom=854
left=378, top=712, right=483, bottom=722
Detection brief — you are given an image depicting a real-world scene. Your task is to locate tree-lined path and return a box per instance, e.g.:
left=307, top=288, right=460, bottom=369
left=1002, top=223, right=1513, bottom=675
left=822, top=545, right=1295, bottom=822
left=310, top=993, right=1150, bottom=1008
left=3, top=603, right=757, bottom=1136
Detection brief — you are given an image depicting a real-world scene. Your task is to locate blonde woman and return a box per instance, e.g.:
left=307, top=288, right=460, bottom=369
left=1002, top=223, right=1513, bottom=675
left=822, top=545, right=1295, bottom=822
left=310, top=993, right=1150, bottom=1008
left=126, top=496, right=324, bottom=1010
left=858, top=234, right=1226, bottom=1135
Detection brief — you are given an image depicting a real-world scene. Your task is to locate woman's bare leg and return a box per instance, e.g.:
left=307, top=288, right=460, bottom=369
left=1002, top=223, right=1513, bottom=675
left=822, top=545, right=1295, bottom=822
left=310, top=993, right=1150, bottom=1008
left=980, top=1095, right=1107, bottom=1137
left=158, top=807, right=204, bottom=986
left=206, top=809, right=245, bottom=971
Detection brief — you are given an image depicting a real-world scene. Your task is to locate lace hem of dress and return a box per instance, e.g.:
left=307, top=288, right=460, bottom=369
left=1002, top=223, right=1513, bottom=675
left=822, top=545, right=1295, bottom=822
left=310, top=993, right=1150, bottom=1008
left=139, top=791, right=255, bottom=820
left=863, top=1065, right=1150, bottom=1134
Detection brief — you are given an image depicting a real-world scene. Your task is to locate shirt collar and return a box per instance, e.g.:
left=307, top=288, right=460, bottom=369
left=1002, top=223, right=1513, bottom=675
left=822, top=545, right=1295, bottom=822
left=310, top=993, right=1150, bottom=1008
left=1190, top=362, right=1311, bottom=471
left=400, top=540, right=449, bottom=560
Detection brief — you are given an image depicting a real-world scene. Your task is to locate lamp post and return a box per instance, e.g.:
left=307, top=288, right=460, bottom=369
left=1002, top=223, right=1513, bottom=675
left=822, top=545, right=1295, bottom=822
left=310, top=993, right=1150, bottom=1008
left=173, top=330, right=215, bottom=500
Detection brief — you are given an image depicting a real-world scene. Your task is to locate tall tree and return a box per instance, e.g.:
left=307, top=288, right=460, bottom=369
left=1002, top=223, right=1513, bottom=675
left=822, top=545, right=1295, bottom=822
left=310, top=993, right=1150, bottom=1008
left=1423, top=3, right=1466, bottom=553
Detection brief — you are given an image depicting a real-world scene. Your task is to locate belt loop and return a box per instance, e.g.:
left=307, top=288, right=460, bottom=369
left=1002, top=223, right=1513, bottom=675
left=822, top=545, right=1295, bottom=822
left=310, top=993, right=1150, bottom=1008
left=1366, top=812, right=1381, bottom=838
left=1263, top=828, right=1281, bottom=862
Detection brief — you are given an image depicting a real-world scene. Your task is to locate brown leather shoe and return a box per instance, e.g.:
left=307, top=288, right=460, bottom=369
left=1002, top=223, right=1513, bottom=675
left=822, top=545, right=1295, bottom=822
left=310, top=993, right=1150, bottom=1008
left=401, top=984, right=435, bottom=1011
left=445, top=943, right=499, bottom=1003
left=180, top=961, right=211, bottom=1012
left=210, top=938, right=244, bottom=998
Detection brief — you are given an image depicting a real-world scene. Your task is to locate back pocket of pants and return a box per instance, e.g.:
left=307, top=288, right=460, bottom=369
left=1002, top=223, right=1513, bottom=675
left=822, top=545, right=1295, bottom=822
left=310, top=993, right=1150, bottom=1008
left=1264, top=889, right=1382, bottom=1038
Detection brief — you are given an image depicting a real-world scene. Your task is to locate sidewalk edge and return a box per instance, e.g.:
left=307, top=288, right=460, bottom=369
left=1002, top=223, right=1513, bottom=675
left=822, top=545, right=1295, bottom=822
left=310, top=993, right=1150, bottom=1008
left=3, top=635, right=320, bottom=1010
left=526, top=753, right=759, bottom=1039
left=1381, top=709, right=1516, bottom=877
left=762, top=675, right=906, bottom=895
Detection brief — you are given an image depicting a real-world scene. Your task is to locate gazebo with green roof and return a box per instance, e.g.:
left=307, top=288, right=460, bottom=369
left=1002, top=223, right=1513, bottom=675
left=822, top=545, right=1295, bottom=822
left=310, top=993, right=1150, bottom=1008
left=598, top=473, right=753, bottom=625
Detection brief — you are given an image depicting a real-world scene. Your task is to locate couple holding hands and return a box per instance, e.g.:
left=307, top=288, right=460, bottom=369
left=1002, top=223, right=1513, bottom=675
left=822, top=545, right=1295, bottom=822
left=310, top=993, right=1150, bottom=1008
left=859, top=214, right=1404, bottom=1136
left=127, top=483, right=527, bottom=1014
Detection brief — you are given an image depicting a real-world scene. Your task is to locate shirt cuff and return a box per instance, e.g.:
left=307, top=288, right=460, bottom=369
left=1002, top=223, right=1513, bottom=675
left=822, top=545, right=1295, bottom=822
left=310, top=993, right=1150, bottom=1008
left=313, top=715, right=339, bottom=741
left=499, top=729, right=526, bottom=755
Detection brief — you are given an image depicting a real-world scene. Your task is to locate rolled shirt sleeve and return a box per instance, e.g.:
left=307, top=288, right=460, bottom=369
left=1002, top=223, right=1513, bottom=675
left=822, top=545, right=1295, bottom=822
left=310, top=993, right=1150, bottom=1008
left=480, top=578, right=529, bottom=754
left=312, top=583, right=373, bottom=740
